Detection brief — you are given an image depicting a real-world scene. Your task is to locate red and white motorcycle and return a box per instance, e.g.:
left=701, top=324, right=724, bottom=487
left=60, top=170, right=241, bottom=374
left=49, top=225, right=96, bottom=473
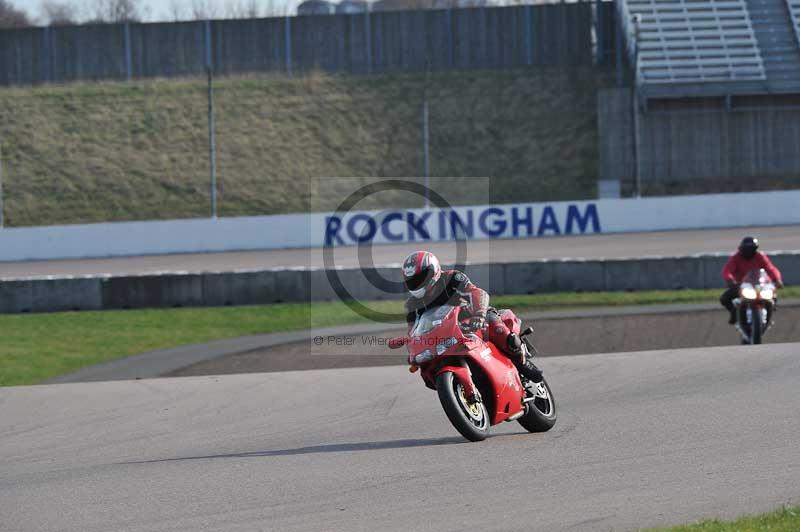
left=734, top=268, right=778, bottom=345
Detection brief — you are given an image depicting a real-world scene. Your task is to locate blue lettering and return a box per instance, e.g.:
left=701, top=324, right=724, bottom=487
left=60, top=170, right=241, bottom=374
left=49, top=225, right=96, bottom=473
left=407, top=212, right=432, bottom=241
left=537, top=206, right=561, bottom=236
left=324, top=216, right=344, bottom=246
left=346, top=214, right=377, bottom=243
left=478, top=208, right=506, bottom=237
left=438, top=210, right=447, bottom=240
left=565, top=204, right=601, bottom=235
left=380, top=212, right=404, bottom=241
left=448, top=210, right=474, bottom=239
left=511, top=207, right=533, bottom=237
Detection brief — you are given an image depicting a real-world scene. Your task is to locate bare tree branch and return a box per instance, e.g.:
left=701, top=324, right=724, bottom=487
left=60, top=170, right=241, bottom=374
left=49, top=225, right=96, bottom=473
left=40, top=0, right=78, bottom=25
left=191, top=0, right=220, bottom=19
left=90, top=0, right=141, bottom=23
left=0, top=0, right=33, bottom=28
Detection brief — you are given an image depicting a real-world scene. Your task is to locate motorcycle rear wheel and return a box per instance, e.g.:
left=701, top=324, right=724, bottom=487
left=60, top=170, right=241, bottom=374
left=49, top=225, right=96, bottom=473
left=517, top=377, right=557, bottom=433
left=436, top=371, right=490, bottom=442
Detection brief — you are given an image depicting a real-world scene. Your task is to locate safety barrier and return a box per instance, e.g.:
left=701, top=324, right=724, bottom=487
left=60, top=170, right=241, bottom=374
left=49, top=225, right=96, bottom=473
left=2, top=252, right=798, bottom=314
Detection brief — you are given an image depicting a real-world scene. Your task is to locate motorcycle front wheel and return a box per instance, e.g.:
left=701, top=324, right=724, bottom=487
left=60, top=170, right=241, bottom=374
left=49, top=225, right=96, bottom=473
left=436, top=371, right=490, bottom=442
left=751, top=308, right=762, bottom=345
left=517, top=377, right=557, bottom=433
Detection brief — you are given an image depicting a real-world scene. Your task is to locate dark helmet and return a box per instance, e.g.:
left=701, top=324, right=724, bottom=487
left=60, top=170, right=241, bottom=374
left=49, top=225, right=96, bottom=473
left=402, top=251, right=442, bottom=298
left=739, top=236, right=759, bottom=259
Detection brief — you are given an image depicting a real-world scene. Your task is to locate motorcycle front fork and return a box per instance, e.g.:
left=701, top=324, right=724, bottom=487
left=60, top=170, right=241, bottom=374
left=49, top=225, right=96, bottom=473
left=734, top=305, right=772, bottom=342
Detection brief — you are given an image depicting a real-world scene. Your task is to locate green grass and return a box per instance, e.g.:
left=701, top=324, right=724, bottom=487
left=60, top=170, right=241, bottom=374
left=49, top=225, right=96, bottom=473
left=0, top=68, right=606, bottom=227
left=3, top=286, right=799, bottom=387
left=646, top=505, right=800, bottom=531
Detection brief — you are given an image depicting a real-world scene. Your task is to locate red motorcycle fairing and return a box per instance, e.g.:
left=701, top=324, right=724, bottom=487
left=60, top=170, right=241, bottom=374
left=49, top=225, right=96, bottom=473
left=422, top=335, right=526, bottom=425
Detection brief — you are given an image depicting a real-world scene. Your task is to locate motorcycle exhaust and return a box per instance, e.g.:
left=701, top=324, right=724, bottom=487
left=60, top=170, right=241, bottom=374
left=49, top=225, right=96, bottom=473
left=506, top=409, right=527, bottom=422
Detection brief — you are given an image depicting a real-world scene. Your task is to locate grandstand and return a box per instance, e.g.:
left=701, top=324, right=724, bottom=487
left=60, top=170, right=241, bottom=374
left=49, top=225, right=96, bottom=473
left=600, top=0, right=800, bottom=191
left=617, top=0, right=800, bottom=99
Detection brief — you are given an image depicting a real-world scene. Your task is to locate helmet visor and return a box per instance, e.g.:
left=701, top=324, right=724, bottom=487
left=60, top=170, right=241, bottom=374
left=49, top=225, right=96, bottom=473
left=404, top=270, right=432, bottom=292
left=740, top=244, right=757, bottom=258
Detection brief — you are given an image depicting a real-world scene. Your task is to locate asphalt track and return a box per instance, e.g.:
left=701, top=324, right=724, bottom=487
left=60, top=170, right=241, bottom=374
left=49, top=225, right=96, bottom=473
left=3, top=344, right=800, bottom=532
left=2, top=225, right=799, bottom=278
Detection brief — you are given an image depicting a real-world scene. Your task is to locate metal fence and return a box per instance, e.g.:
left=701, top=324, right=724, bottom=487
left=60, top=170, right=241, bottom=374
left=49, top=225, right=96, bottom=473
left=0, top=2, right=608, bottom=86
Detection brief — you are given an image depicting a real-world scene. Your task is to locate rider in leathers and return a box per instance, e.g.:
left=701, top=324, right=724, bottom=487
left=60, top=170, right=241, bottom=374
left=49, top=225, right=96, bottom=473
left=402, top=250, right=542, bottom=382
left=720, top=236, right=784, bottom=324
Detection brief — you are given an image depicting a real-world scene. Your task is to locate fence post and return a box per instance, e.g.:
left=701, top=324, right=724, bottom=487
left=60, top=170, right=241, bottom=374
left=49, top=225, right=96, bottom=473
left=0, top=142, right=4, bottom=228
left=365, top=8, right=372, bottom=74
left=284, top=16, right=293, bottom=76
left=204, top=20, right=212, bottom=71
left=632, top=19, right=642, bottom=198
left=524, top=5, right=532, bottom=66
left=615, top=7, right=623, bottom=86
left=595, top=0, right=602, bottom=65
left=446, top=9, right=453, bottom=67
left=204, top=20, right=218, bottom=219
left=15, top=39, right=22, bottom=84
left=41, top=27, right=49, bottom=82
left=207, top=66, right=218, bottom=219
left=422, top=60, right=430, bottom=208
left=49, top=26, right=57, bottom=82
left=124, top=22, right=133, bottom=80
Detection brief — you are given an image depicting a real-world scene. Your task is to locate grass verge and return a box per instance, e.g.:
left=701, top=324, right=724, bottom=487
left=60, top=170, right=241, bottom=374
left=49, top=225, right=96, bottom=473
left=2, top=286, right=798, bottom=387
left=646, top=505, right=800, bottom=531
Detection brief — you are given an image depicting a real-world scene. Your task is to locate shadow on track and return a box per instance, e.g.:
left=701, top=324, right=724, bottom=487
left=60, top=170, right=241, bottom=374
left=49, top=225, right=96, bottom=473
left=121, top=437, right=466, bottom=465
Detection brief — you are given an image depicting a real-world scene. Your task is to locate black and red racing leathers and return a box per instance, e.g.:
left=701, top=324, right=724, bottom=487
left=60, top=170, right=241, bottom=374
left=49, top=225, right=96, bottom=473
left=404, top=270, right=516, bottom=358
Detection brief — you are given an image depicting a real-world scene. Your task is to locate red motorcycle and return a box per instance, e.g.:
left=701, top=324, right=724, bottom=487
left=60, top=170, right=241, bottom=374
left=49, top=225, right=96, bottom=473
left=389, top=304, right=556, bottom=442
left=734, top=268, right=777, bottom=345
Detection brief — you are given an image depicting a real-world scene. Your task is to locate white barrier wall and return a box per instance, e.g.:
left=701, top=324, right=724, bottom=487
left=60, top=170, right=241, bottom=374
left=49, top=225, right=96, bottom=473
left=2, top=190, right=800, bottom=262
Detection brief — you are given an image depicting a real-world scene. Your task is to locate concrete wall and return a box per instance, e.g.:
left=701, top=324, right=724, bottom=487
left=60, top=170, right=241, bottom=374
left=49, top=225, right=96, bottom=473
left=639, top=105, right=800, bottom=182
left=2, top=252, right=798, bottom=314
left=4, top=191, right=800, bottom=262
left=598, top=88, right=800, bottom=185
left=0, top=3, right=596, bottom=86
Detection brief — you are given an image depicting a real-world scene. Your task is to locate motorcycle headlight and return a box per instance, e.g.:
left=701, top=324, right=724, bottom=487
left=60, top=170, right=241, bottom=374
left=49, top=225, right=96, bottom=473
left=760, top=288, right=774, bottom=300
left=741, top=284, right=757, bottom=300
left=414, top=350, right=433, bottom=365
left=436, top=337, right=458, bottom=355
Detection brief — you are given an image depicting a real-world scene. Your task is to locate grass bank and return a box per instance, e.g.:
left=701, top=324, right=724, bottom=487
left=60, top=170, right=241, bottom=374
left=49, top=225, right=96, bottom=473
left=0, top=68, right=604, bottom=227
left=3, top=287, right=799, bottom=387
left=647, top=505, right=800, bottom=531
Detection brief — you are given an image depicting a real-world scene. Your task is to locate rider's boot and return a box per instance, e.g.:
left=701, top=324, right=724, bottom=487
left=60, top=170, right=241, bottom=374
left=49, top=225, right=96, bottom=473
left=721, top=297, right=737, bottom=325
left=507, top=333, right=543, bottom=383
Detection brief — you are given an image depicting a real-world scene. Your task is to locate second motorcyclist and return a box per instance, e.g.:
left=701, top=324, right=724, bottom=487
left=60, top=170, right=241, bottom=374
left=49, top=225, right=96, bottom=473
left=720, top=236, right=784, bottom=324
left=401, top=250, right=542, bottom=382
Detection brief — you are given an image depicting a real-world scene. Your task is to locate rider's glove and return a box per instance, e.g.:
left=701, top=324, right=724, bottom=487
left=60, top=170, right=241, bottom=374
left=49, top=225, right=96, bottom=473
left=466, top=316, right=487, bottom=331
left=727, top=279, right=738, bottom=289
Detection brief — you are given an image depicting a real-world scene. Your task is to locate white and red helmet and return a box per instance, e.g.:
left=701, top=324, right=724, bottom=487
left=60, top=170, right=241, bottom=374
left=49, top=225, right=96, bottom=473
left=402, top=251, right=442, bottom=298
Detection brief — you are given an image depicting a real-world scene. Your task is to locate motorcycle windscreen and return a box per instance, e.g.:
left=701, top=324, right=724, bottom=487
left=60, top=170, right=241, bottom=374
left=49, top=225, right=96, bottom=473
left=410, top=305, right=456, bottom=337
left=742, top=268, right=771, bottom=285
